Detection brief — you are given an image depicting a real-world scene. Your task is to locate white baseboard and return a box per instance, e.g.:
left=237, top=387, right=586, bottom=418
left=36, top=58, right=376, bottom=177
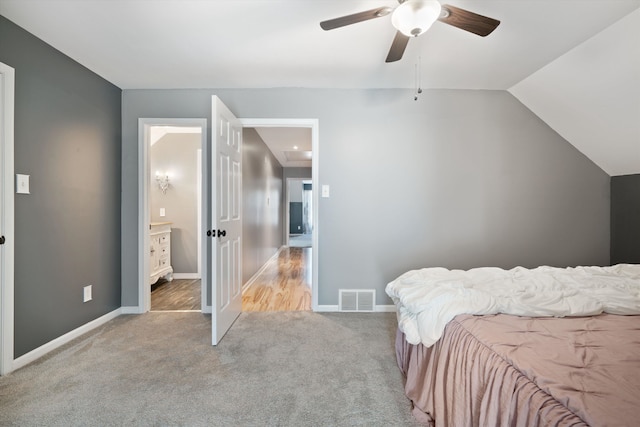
left=6, top=299, right=396, bottom=374
left=202, top=305, right=212, bottom=314
left=172, top=273, right=200, bottom=280
left=314, top=304, right=396, bottom=313
left=121, top=306, right=143, bottom=314
left=242, top=246, right=284, bottom=292
left=12, top=308, right=122, bottom=372
left=315, top=305, right=339, bottom=312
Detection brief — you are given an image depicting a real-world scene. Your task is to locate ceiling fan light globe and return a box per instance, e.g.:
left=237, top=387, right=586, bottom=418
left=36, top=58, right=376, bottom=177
left=391, top=0, right=441, bottom=37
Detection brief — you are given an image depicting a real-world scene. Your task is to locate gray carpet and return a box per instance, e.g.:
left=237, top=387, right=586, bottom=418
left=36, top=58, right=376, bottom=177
left=0, top=311, right=420, bottom=426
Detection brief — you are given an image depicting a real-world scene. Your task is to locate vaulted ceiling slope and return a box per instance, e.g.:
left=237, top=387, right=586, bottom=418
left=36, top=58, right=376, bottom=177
left=509, top=8, right=640, bottom=177
left=0, top=0, right=638, bottom=175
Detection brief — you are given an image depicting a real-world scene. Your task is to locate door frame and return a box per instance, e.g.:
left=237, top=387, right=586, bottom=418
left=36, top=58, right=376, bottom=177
left=0, top=62, right=15, bottom=375
left=137, top=118, right=209, bottom=313
left=239, top=118, right=319, bottom=311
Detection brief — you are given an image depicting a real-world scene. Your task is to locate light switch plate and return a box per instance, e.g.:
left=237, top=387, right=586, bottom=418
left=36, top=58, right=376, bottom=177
left=160, top=208, right=166, bottom=217
left=321, top=185, right=330, bottom=198
left=16, top=174, right=30, bottom=194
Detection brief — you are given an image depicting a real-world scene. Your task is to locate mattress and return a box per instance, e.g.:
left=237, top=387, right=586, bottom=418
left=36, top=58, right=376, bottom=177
left=396, top=313, right=640, bottom=426
left=386, top=264, right=640, bottom=348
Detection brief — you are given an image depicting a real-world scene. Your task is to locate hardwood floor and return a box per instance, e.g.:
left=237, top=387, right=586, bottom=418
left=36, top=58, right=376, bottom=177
left=242, top=247, right=312, bottom=312
left=150, top=247, right=311, bottom=312
left=151, top=278, right=201, bottom=311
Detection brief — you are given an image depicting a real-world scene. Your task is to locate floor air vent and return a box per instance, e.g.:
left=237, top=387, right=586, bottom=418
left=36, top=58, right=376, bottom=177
left=339, top=289, right=376, bottom=312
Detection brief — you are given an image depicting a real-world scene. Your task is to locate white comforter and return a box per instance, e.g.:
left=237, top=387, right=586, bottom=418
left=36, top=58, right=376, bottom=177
left=385, top=264, right=640, bottom=347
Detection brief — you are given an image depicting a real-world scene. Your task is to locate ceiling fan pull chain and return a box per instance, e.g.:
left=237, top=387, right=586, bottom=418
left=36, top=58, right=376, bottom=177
left=414, top=63, right=418, bottom=100
left=414, top=57, right=423, bottom=101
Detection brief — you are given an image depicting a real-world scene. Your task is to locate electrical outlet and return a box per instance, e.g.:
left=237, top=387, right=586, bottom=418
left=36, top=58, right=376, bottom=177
left=83, top=285, right=92, bottom=302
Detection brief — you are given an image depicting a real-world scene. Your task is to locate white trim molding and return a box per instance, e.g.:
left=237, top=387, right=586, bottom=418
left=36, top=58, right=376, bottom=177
left=12, top=308, right=121, bottom=372
left=315, top=305, right=396, bottom=313
left=172, top=273, right=201, bottom=280
left=242, top=246, right=285, bottom=292
left=120, top=306, right=143, bottom=314
left=0, top=62, right=15, bottom=376
left=315, top=305, right=339, bottom=312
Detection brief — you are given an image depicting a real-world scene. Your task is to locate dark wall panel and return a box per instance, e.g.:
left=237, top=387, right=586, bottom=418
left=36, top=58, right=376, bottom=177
left=289, top=202, right=303, bottom=234
left=611, top=174, right=640, bottom=264
left=0, top=16, right=122, bottom=357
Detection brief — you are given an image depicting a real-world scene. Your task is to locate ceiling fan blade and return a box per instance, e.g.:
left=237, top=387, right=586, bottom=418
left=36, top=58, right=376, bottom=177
left=320, top=7, right=392, bottom=31
left=438, top=4, right=500, bottom=37
left=385, top=31, right=410, bottom=63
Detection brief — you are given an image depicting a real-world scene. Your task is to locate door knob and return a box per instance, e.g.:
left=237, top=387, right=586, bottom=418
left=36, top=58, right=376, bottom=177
left=217, top=229, right=226, bottom=238
left=0, top=236, right=5, bottom=245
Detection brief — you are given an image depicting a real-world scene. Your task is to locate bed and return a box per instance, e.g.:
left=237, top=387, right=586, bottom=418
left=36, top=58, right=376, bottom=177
left=386, top=264, right=640, bottom=426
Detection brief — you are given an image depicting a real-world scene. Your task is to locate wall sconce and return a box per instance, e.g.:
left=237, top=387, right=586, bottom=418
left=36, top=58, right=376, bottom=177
left=155, top=171, right=170, bottom=194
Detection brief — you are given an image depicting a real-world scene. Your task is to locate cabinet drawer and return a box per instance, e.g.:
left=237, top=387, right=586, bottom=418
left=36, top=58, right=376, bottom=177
left=149, top=222, right=172, bottom=285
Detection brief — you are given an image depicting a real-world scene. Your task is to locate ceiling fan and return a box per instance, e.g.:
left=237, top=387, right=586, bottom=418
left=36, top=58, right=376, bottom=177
left=320, top=0, right=500, bottom=63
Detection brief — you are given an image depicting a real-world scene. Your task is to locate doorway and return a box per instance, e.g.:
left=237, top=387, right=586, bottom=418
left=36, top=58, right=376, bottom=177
left=240, top=119, right=319, bottom=312
left=138, top=119, right=208, bottom=314
left=138, top=117, right=319, bottom=314
left=149, top=126, right=202, bottom=311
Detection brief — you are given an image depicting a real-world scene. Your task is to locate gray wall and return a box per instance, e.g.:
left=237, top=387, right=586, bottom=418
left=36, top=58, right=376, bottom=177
left=0, top=16, right=122, bottom=357
left=150, top=132, right=200, bottom=274
left=284, top=167, right=312, bottom=181
left=121, top=88, right=610, bottom=307
left=289, top=180, right=304, bottom=203
left=242, top=128, right=283, bottom=284
left=611, top=174, right=640, bottom=264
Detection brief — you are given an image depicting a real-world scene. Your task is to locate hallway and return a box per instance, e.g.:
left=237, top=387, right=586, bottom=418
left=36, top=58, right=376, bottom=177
left=242, top=247, right=312, bottom=312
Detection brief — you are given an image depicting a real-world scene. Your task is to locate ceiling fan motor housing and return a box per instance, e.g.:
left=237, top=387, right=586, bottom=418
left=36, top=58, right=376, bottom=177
left=392, top=0, right=442, bottom=37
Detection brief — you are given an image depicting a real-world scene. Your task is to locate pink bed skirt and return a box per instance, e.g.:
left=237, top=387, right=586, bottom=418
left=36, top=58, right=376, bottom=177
left=396, top=314, right=640, bottom=426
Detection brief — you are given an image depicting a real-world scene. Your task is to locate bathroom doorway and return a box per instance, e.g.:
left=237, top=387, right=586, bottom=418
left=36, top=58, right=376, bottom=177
left=138, top=119, right=207, bottom=313
left=149, top=125, right=202, bottom=311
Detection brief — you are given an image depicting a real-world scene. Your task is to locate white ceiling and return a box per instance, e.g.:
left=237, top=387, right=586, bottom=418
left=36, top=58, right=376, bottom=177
left=1, top=0, right=638, bottom=173
left=150, top=126, right=201, bottom=146
left=254, top=127, right=312, bottom=168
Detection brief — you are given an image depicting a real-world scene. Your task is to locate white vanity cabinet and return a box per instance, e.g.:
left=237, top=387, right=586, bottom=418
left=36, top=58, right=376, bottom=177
left=150, top=222, right=173, bottom=285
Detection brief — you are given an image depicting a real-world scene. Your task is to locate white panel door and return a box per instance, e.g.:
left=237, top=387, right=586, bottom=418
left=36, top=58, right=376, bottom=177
left=211, top=96, right=242, bottom=345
